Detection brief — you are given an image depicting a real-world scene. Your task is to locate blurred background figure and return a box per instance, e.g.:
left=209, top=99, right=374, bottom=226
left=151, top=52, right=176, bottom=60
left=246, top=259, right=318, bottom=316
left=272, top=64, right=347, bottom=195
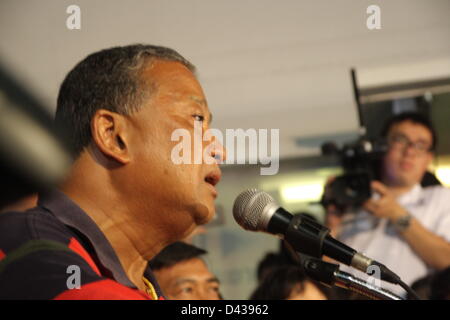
left=252, top=236, right=353, bottom=300
left=429, top=266, right=450, bottom=300
left=0, top=62, right=71, bottom=210
left=409, top=266, right=450, bottom=300
left=249, top=265, right=329, bottom=300
left=0, top=194, right=37, bottom=214
left=322, top=113, right=450, bottom=297
left=149, top=242, right=222, bottom=300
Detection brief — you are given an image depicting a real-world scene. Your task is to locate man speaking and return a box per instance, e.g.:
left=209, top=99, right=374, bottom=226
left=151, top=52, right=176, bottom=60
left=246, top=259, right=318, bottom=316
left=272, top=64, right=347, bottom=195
left=0, top=44, right=224, bottom=299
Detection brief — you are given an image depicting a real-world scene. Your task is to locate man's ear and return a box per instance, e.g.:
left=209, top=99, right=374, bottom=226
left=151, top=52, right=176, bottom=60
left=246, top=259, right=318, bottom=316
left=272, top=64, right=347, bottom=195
left=91, top=109, right=130, bottom=164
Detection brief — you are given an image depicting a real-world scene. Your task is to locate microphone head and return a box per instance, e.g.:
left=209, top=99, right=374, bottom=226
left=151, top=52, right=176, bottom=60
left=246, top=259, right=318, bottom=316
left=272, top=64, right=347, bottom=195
left=233, top=189, right=278, bottom=232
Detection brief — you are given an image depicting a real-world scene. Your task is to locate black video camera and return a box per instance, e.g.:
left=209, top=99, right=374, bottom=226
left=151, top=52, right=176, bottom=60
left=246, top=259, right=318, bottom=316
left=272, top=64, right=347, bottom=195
left=321, top=138, right=387, bottom=211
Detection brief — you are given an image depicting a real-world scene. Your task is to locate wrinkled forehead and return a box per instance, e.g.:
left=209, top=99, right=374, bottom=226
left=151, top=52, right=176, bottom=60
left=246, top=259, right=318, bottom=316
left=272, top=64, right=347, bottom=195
left=142, top=59, right=203, bottom=96
left=140, top=60, right=208, bottom=115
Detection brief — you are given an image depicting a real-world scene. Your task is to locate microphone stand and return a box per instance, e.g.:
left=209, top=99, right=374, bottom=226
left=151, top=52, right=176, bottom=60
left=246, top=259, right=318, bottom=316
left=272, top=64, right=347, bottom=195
left=302, top=257, right=404, bottom=300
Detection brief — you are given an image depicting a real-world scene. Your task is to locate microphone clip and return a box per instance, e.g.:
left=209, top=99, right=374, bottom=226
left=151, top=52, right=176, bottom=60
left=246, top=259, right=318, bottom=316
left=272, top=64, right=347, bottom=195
left=285, top=213, right=330, bottom=258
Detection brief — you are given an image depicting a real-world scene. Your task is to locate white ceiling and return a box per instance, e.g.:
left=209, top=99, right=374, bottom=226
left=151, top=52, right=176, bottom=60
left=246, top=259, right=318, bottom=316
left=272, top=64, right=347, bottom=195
left=1, top=0, right=449, bottom=159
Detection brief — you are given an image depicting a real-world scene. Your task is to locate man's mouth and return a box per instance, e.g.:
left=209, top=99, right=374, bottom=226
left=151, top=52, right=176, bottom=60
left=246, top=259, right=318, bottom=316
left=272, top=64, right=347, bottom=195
left=399, top=161, right=414, bottom=171
left=204, top=169, right=222, bottom=197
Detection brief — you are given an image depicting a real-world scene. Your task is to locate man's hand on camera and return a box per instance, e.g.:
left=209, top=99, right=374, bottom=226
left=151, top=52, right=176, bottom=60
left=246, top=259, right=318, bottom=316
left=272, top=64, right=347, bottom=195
left=363, top=181, right=408, bottom=222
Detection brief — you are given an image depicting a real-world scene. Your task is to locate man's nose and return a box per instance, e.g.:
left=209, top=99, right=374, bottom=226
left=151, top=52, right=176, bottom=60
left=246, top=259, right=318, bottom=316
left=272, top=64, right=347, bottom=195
left=403, top=143, right=418, bottom=157
left=210, top=136, right=226, bottom=164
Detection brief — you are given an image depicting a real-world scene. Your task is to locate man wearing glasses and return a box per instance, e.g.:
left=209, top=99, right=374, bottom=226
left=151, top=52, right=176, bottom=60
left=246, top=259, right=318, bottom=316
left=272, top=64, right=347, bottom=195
left=332, top=112, right=450, bottom=296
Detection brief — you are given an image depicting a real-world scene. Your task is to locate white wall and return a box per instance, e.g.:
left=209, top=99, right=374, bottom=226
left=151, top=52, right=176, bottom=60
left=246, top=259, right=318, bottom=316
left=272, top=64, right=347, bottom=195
left=1, top=0, right=449, bottom=160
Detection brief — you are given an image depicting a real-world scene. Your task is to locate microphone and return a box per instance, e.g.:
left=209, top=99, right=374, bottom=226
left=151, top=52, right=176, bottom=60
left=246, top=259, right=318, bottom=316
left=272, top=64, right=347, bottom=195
left=301, top=257, right=403, bottom=300
left=233, top=189, right=400, bottom=285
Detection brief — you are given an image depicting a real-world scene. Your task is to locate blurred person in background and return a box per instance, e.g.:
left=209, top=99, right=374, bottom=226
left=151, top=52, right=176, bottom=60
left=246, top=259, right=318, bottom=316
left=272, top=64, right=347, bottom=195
left=0, top=194, right=37, bottom=214
left=323, top=112, right=450, bottom=294
left=249, top=265, right=329, bottom=300
left=408, top=266, right=450, bottom=300
left=408, top=272, right=434, bottom=300
left=149, top=241, right=222, bottom=300
left=254, top=237, right=352, bottom=300
left=429, top=266, right=450, bottom=300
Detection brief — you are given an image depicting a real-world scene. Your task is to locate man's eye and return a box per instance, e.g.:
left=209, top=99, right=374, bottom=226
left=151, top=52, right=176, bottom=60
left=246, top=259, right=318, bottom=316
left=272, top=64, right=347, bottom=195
left=389, top=134, right=408, bottom=146
left=181, top=287, right=194, bottom=294
left=414, top=143, right=428, bottom=151
left=208, top=285, right=220, bottom=292
left=392, top=135, right=407, bottom=143
left=193, top=115, right=205, bottom=122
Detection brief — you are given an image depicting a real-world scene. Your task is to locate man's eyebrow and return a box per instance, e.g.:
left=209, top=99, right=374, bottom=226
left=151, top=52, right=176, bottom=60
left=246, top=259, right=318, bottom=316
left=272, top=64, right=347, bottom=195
left=415, top=138, right=430, bottom=144
left=207, top=277, right=220, bottom=284
left=174, top=278, right=196, bottom=286
left=189, top=96, right=207, bottom=106
left=392, top=132, right=430, bottom=143
left=173, top=277, right=219, bottom=286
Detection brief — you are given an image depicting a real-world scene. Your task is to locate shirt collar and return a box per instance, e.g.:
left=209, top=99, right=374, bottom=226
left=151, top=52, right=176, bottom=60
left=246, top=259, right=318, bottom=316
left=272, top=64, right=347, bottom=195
left=396, top=183, right=423, bottom=206
left=37, top=189, right=136, bottom=288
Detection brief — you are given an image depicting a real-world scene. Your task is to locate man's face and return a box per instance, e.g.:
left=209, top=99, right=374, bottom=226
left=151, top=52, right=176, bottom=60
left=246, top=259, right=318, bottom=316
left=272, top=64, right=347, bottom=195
left=383, top=120, right=433, bottom=187
left=153, top=258, right=221, bottom=300
left=126, top=60, right=223, bottom=240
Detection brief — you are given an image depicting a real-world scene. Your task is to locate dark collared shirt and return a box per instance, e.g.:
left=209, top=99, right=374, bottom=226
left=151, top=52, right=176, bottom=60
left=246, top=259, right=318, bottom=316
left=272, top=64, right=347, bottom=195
left=0, top=190, right=163, bottom=300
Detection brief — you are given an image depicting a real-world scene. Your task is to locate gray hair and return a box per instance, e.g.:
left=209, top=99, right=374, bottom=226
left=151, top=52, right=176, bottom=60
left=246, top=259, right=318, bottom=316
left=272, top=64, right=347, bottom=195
left=56, top=44, right=196, bottom=157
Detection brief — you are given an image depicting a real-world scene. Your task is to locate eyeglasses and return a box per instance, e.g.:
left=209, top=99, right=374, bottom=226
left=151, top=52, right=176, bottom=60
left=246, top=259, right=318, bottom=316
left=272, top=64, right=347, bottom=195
left=387, top=133, right=432, bottom=155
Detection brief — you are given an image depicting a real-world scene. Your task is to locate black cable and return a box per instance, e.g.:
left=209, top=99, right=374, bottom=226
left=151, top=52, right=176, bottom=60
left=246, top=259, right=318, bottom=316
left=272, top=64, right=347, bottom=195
left=373, top=261, right=421, bottom=300
left=397, top=279, right=421, bottom=300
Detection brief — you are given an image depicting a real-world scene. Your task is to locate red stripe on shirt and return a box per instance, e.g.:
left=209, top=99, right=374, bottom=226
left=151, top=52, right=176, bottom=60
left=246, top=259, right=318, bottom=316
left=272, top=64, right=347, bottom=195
left=67, top=237, right=101, bottom=276
left=53, top=279, right=151, bottom=300
left=0, top=249, right=5, bottom=261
